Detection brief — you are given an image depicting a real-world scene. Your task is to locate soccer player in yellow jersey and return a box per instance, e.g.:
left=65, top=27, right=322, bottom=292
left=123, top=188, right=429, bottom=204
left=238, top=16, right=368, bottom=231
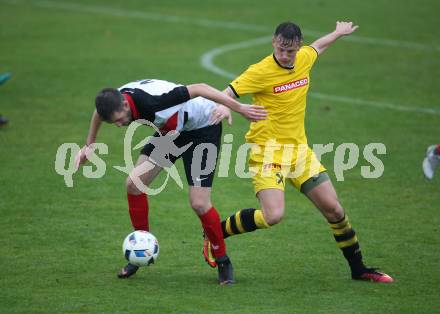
left=204, top=21, right=393, bottom=282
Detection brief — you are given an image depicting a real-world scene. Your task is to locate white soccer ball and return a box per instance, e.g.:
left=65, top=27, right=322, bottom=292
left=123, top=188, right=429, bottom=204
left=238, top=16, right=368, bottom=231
left=122, top=230, right=159, bottom=267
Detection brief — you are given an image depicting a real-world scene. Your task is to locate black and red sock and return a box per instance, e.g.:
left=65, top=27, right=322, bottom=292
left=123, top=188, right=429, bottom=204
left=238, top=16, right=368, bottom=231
left=127, top=193, right=149, bottom=231
left=198, top=207, right=226, bottom=258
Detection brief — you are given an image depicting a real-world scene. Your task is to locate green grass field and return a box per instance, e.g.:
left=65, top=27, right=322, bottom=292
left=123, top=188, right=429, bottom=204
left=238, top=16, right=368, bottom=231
left=1, top=0, right=439, bottom=313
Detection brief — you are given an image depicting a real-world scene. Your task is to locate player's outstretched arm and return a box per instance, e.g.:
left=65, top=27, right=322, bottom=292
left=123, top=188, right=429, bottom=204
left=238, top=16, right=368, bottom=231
left=187, top=83, right=267, bottom=122
left=75, top=110, right=102, bottom=169
left=208, top=87, right=240, bottom=126
left=85, top=110, right=102, bottom=146
left=310, top=21, right=359, bottom=55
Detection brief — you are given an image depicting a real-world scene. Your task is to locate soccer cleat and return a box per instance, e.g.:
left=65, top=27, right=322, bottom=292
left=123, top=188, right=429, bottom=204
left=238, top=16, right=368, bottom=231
left=352, top=268, right=393, bottom=283
left=216, top=256, right=234, bottom=285
left=423, top=145, right=440, bottom=180
left=203, top=236, right=217, bottom=268
left=117, top=263, right=139, bottom=279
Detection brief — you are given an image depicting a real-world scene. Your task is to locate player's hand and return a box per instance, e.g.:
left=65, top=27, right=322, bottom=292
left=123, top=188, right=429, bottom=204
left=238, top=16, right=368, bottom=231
left=74, top=144, right=94, bottom=170
left=210, top=104, right=232, bottom=125
left=335, top=21, right=359, bottom=36
left=238, top=104, right=267, bottom=122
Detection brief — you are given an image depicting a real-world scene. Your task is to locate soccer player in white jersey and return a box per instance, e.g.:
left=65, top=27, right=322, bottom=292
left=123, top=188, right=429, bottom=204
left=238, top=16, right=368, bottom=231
left=76, top=79, right=266, bottom=284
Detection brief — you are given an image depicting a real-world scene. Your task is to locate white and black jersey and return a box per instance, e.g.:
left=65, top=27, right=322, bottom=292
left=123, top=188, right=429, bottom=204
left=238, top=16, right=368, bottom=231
left=119, top=79, right=221, bottom=188
left=118, top=79, right=217, bottom=132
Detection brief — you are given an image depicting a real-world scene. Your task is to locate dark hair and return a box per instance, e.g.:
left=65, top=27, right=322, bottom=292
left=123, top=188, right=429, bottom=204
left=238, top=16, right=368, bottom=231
left=274, top=22, right=302, bottom=45
left=95, top=88, right=124, bottom=122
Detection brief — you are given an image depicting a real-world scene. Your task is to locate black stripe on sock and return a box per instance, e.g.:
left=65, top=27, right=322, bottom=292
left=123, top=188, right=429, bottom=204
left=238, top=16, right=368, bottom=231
left=341, top=242, right=364, bottom=272
left=221, top=220, right=229, bottom=239
left=229, top=215, right=240, bottom=235
left=341, top=242, right=360, bottom=259
left=333, top=229, right=356, bottom=242
left=240, top=208, right=257, bottom=232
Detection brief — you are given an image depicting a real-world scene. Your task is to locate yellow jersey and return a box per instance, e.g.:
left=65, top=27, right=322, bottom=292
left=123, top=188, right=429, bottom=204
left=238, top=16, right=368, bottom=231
left=229, top=45, right=318, bottom=164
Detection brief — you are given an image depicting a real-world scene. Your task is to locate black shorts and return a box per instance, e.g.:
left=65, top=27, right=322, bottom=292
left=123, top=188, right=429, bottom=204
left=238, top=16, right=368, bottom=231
left=141, top=124, right=222, bottom=187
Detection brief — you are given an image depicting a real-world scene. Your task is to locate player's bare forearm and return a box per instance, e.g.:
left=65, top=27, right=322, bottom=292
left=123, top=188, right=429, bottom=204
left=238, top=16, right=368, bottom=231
left=310, top=31, right=340, bottom=55
left=187, top=83, right=242, bottom=112
left=187, top=83, right=266, bottom=121
left=310, top=21, right=359, bottom=55
left=75, top=110, right=102, bottom=169
left=86, top=110, right=102, bottom=146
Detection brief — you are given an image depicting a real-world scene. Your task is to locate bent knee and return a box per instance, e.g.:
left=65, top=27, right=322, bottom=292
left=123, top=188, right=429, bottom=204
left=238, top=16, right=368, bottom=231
left=190, top=199, right=211, bottom=213
left=126, top=176, right=142, bottom=195
left=263, top=209, right=284, bottom=226
left=321, top=201, right=344, bottom=221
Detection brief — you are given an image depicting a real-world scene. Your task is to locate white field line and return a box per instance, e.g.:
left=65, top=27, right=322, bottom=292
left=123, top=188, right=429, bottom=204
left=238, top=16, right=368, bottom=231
left=201, top=36, right=273, bottom=79
left=2, top=0, right=438, bottom=114
left=200, top=37, right=440, bottom=115
left=1, top=0, right=440, bottom=52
